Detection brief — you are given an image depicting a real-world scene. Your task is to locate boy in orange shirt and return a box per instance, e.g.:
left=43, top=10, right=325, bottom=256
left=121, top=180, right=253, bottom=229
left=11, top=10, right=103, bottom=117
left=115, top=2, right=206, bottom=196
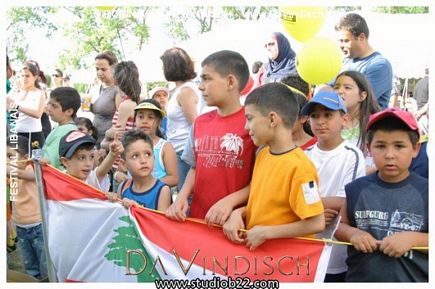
left=223, top=83, right=325, bottom=250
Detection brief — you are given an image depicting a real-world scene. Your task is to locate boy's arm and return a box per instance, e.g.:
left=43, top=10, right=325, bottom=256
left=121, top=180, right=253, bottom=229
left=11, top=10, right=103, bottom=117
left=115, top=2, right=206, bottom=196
left=245, top=213, right=325, bottom=251
left=322, top=196, right=345, bottom=226
left=157, top=185, right=172, bottom=212
left=379, top=232, right=428, bottom=258
left=335, top=202, right=379, bottom=254
left=223, top=206, right=247, bottom=243
left=205, top=184, right=250, bottom=226
left=96, top=133, right=124, bottom=181
left=7, top=164, right=35, bottom=181
left=165, top=167, right=195, bottom=221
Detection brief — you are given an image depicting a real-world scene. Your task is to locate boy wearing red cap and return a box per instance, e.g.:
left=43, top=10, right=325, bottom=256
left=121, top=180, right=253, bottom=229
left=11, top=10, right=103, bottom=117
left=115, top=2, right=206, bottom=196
left=335, top=108, right=428, bottom=282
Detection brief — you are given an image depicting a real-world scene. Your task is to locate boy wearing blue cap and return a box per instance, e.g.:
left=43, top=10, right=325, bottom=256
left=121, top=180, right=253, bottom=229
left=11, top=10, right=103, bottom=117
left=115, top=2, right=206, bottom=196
left=302, top=91, right=366, bottom=282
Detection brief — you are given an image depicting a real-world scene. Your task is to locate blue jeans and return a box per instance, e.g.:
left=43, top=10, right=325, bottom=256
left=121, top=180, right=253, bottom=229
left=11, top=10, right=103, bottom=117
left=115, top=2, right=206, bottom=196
left=176, top=151, right=191, bottom=192
left=16, top=224, right=47, bottom=279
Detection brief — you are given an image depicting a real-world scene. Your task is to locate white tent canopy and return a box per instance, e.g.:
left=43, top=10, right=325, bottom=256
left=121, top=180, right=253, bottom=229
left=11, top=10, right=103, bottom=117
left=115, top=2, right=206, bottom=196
left=178, top=11, right=431, bottom=80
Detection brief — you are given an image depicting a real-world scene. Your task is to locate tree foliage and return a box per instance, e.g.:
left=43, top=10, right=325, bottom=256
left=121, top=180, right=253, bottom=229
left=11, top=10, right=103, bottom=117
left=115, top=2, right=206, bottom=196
left=59, top=6, right=154, bottom=69
left=222, top=6, right=278, bottom=20
left=7, top=5, right=429, bottom=70
left=373, top=6, right=429, bottom=14
left=7, top=7, right=58, bottom=63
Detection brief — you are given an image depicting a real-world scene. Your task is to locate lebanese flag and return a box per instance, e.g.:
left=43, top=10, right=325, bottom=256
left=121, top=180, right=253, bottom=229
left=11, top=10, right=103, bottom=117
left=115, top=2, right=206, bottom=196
left=41, top=165, right=331, bottom=282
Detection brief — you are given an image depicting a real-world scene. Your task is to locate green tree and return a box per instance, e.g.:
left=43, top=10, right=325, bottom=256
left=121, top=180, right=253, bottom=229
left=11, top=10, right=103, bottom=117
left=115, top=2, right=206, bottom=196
left=373, top=6, right=429, bottom=14
left=163, top=6, right=218, bottom=41
left=59, top=6, right=153, bottom=69
left=105, top=216, right=160, bottom=282
left=6, top=7, right=57, bottom=63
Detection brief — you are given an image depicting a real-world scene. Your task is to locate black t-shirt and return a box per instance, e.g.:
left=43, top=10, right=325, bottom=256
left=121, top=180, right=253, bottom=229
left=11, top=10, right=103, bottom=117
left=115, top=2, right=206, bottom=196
left=344, top=172, right=428, bottom=282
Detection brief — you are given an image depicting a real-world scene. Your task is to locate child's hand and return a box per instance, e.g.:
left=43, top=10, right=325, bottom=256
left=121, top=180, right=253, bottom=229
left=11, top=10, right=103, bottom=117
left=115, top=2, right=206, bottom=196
left=165, top=197, right=189, bottom=222
left=121, top=198, right=138, bottom=208
left=223, top=209, right=246, bottom=243
left=109, top=131, right=124, bottom=157
left=106, top=192, right=119, bottom=202
left=205, top=198, right=233, bottom=226
left=38, top=158, right=51, bottom=166
left=114, top=171, right=128, bottom=184
left=349, top=230, right=379, bottom=253
left=246, top=226, right=268, bottom=251
left=379, top=232, right=414, bottom=258
left=324, top=208, right=339, bottom=226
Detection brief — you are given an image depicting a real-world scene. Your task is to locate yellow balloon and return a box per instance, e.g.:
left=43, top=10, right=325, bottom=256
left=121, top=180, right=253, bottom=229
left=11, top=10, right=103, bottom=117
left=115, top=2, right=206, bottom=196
left=296, top=36, right=343, bottom=85
left=96, top=6, right=115, bottom=11
left=280, top=6, right=327, bottom=42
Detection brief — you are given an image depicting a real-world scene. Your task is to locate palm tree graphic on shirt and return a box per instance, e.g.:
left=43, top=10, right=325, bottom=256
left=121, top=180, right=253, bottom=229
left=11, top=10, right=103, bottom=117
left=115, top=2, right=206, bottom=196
left=220, top=133, right=244, bottom=156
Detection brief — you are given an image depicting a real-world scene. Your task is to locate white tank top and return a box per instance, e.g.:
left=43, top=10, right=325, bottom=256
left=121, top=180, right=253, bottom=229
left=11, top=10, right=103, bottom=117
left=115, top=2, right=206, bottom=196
left=15, top=89, right=43, bottom=133
left=166, top=82, right=201, bottom=152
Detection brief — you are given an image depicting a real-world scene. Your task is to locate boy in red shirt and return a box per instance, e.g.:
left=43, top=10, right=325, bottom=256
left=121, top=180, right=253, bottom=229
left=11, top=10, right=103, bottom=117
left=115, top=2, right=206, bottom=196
left=166, top=50, right=256, bottom=225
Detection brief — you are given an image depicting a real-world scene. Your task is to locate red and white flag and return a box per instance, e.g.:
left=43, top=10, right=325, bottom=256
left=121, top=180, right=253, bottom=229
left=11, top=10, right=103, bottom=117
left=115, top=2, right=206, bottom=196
left=40, top=165, right=332, bottom=282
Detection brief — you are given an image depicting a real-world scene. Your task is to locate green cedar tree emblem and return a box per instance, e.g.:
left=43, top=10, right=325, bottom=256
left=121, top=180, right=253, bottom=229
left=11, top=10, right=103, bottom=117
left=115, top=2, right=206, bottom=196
left=105, top=215, right=160, bottom=282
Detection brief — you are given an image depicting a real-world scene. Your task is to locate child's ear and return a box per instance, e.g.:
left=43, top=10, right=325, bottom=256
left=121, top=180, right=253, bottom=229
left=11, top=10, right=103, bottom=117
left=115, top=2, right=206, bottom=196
left=60, top=157, right=69, bottom=168
left=360, top=91, right=368, bottom=102
left=412, top=142, right=421, bottom=158
left=227, top=74, right=237, bottom=91
left=268, top=111, right=279, bottom=128
left=65, top=108, right=74, bottom=117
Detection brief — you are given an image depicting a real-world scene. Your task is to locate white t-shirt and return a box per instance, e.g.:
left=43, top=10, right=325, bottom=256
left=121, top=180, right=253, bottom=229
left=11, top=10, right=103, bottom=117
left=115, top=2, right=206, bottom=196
left=166, top=82, right=202, bottom=152
left=14, top=89, right=44, bottom=133
left=86, top=169, right=111, bottom=192
left=305, top=140, right=366, bottom=274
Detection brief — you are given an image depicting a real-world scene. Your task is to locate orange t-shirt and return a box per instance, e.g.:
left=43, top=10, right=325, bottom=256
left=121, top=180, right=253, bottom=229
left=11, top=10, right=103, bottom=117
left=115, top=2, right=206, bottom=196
left=246, top=147, right=324, bottom=230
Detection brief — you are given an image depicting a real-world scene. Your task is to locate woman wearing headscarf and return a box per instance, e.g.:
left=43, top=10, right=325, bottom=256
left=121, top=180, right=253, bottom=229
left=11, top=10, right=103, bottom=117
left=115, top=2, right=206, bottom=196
left=258, top=32, right=298, bottom=85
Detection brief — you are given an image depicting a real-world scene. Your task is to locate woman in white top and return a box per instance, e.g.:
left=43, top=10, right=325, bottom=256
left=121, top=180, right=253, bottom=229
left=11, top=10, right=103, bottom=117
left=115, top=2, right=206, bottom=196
left=161, top=47, right=202, bottom=192
left=7, top=60, right=46, bottom=152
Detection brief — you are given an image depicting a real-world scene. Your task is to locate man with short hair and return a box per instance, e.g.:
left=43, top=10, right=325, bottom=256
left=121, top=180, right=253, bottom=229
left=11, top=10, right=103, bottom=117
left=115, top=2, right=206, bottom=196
left=335, top=13, right=393, bottom=110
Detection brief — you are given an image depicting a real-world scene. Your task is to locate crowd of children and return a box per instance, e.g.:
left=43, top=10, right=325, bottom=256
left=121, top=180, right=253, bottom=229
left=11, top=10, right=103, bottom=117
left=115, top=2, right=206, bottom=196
left=6, top=43, right=428, bottom=282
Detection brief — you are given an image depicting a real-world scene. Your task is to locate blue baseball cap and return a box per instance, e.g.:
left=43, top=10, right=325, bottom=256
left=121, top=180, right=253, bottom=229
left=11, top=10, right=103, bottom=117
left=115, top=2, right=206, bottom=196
left=300, top=91, right=347, bottom=116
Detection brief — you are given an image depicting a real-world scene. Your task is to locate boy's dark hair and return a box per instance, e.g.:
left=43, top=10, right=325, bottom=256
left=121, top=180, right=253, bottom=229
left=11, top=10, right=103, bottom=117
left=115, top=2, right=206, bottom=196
left=367, top=117, right=419, bottom=146
left=95, top=51, right=118, bottom=66
left=335, top=13, right=370, bottom=38
left=280, top=74, right=310, bottom=97
left=161, top=47, right=197, bottom=82
left=114, top=61, right=141, bottom=103
left=121, top=129, right=154, bottom=159
left=75, top=117, right=99, bottom=141
left=135, top=99, right=164, bottom=139
left=7, top=135, right=30, bottom=156
left=50, top=87, right=82, bottom=118
left=292, top=92, right=314, bottom=137
left=245, top=83, right=299, bottom=129
left=201, top=50, right=249, bottom=93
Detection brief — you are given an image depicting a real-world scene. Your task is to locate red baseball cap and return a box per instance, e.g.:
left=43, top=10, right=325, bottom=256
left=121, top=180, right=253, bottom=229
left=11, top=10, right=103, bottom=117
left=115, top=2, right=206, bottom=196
left=366, top=108, right=420, bottom=138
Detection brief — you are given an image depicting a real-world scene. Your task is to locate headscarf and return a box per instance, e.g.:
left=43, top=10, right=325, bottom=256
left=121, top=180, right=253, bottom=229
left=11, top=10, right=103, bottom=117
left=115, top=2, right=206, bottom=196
left=264, top=32, right=298, bottom=83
